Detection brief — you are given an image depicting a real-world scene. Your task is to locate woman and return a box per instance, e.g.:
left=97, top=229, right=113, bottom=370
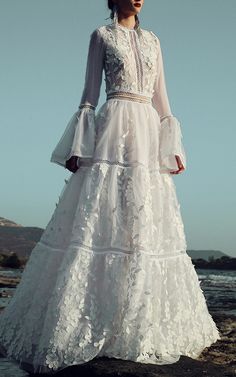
left=0, top=0, right=221, bottom=374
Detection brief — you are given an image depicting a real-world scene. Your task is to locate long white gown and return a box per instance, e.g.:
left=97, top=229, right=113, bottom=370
left=0, top=15, right=221, bottom=375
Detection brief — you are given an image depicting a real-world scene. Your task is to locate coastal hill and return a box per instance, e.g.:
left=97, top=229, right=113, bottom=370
left=186, top=249, right=227, bottom=261
left=0, top=217, right=22, bottom=227
left=0, top=216, right=43, bottom=259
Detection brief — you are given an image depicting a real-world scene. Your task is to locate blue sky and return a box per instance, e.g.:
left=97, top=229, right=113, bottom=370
left=0, top=0, right=235, bottom=257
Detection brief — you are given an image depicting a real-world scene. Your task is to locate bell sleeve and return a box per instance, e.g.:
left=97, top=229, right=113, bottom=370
left=50, top=28, right=105, bottom=168
left=151, top=35, right=187, bottom=173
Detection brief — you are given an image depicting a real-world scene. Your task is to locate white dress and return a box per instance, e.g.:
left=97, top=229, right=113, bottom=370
left=0, top=17, right=221, bottom=375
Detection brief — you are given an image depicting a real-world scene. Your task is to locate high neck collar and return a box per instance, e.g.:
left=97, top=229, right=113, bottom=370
left=117, top=22, right=136, bottom=31
left=112, top=19, right=142, bottom=36
left=111, top=5, right=141, bottom=34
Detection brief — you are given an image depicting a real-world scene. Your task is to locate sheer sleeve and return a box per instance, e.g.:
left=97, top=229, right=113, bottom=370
left=50, top=28, right=105, bottom=168
left=151, top=34, right=187, bottom=173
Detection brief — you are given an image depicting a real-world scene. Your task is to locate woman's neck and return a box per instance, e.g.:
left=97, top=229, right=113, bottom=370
left=117, top=14, right=136, bottom=30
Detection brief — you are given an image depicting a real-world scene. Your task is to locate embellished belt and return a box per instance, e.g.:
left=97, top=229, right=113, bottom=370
left=106, top=91, right=152, bottom=104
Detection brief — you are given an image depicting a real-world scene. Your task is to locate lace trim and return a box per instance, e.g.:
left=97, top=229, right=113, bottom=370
left=78, top=158, right=160, bottom=172
left=78, top=104, right=95, bottom=110
left=38, top=240, right=187, bottom=259
left=106, top=91, right=151, bottom=103
left=160, top=115, right=173, bottom=121
left=130, top=32, right=143, bottom=92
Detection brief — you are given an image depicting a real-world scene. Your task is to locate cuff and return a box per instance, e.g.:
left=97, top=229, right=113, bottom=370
left=159, top=115, right=187, bottom=172
left=50, top=105, right=96, bottom=168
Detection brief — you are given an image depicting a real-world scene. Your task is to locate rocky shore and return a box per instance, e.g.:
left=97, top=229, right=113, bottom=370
left=0, top=275, right=21, bottom=288
left=0, top=276, right=235, bottom=376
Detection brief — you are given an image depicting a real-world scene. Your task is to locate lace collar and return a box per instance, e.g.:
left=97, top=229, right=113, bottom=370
left=111, top=5, right=142, bottom=36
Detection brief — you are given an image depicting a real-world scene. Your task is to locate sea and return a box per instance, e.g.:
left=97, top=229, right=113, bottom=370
left=196, top=268, right=236, bottom=315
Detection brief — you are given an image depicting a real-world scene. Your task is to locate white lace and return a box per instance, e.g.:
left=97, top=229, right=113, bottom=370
left=0, top=163, right=221, bottom=373
left=100, top=24, right=158, bottom=98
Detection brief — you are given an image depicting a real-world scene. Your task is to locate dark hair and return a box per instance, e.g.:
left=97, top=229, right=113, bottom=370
left=107, top=0, right=114, bottom=11
left=107, top=0, right=139, bottom=26
left=107, top=0, right=115, bottom=19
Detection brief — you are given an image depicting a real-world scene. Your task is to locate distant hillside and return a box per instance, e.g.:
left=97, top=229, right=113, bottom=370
left=0, top=217, right=22, bottom=227
left=0, top=217, right=43, bottom=259
left=186, top=250, right=228, bottom=261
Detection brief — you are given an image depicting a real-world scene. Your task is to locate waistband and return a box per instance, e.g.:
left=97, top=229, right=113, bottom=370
left=106, top=91, right=152, bottom=104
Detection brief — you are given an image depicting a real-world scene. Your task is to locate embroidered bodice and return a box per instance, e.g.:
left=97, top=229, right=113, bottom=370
left=102, top=25, right=158, bottom=98
left=79, top=22, right=172, bottom=119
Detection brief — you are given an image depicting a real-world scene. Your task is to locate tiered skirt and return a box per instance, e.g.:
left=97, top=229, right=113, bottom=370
left=0, top=97, right=220, bottom=374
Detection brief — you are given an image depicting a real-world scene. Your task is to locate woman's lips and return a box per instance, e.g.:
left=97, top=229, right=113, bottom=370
left=134, top=3, right=141, bottom=7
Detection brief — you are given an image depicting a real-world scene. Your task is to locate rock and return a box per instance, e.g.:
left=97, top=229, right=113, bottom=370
left=0, top=276, right=21, bottom=288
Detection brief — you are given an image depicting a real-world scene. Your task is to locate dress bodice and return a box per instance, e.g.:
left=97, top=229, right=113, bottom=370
left=50, top=20, right=187, bottom=173
left=78, top=21, right=173, bottom=120
left=100, top=23, right=159, bottom=98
